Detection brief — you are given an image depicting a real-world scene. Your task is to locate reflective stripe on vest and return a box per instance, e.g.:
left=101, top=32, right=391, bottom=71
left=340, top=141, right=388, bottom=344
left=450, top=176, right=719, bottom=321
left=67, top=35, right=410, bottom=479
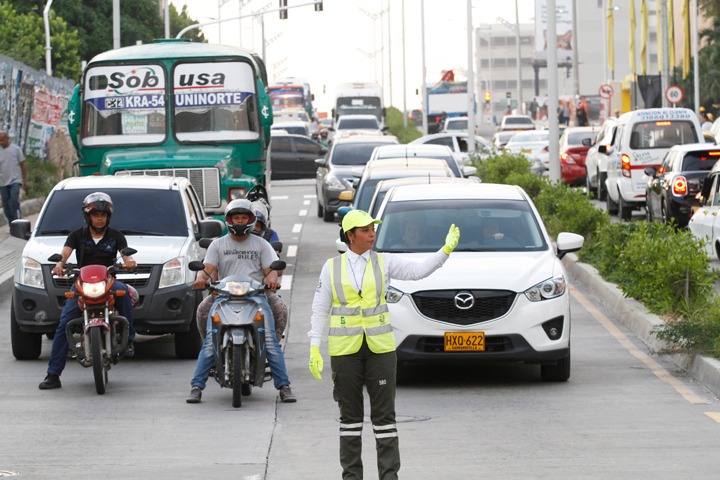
left=328, top=251, right=395, bottom=356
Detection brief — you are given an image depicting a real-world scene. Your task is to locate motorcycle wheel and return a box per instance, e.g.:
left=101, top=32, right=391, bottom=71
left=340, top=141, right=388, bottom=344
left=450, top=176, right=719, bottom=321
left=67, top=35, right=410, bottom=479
left=232, top=345, right=243, bottom=408
left=91, top=326, right=107, bottom=395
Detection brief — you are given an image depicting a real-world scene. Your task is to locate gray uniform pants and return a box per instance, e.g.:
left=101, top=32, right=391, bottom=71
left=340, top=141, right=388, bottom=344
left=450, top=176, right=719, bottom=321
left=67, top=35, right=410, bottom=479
left=331, top=337, right=399, bottom=480
left=196, top=290, right=287, bottom=341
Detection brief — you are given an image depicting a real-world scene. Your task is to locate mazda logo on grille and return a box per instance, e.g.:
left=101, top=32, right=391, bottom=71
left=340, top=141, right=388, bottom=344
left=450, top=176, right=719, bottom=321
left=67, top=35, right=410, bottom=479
left=454, top=292, right=475, bottom=310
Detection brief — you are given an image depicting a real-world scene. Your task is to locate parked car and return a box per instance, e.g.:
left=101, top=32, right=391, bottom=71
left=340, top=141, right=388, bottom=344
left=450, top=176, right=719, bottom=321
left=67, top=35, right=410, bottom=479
left=269, top=132, right=327, bottom=180
left=498, top=114, right=535, bottom=132
left=366, top=144, right=478, bottom=179
left=409, top=132, right=494, bottom=164
left=558, top=126, right=601, bottom=186
left=645, top=144, right=720, bottom=227
left=9, top=175, right=224, bottom=360
left=689, top=159, right=720, bottom=259
left=503, top=130, right=550, bottom=175
left=584, top=118, right=617, bottom=201
left=372, top=182, right=583, bottom=381
left=315, top=133, right=399, bottom=222
left=603, top=108, right=703, bottom=220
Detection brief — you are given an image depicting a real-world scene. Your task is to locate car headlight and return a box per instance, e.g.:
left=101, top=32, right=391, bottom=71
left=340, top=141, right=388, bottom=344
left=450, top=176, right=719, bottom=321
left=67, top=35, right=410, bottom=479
left=524, top=275, right=566, bottom=302
left=325, top=173, right=346, bottom=191
left=82, top=281, right=106, bottom=299
left=159, top=257, right=185, bottom=288
left=385, top=286, right=404, bottom=304
left=19, top=257, right=44, bottom=289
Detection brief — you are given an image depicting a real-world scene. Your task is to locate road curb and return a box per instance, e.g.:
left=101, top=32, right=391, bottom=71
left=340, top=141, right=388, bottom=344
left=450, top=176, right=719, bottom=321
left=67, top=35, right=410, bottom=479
left=564, top=252, right=720, bottom=398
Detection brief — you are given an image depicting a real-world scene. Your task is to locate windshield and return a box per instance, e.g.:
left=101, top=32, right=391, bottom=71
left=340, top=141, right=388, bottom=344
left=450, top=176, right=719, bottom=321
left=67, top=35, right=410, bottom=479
left=173, top=61, right=259, bottom=143
left=336, top=96, right=382, bottom=120
left=331, top=142, right=388, bottom=166
left=36, top=188, right=188, bottom=237
left=375, top=199, right=547, bottom=253
left=338, top=117, right=380, bottom=130
left=447, top=119, right=468, bottom=130
left=82, top=63, right=167, bottom=147
left=629, top=120, right=699, bottom=149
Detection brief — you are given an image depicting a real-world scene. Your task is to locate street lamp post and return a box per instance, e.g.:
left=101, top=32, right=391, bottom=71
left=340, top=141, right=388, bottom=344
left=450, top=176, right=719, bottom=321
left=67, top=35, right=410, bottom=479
left=43, top=0, right=55, bottom=76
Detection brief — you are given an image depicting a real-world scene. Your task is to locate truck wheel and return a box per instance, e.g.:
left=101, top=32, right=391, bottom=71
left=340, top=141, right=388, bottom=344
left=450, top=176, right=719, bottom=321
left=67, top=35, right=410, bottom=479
left=175, top=292, right=203, bottom=359
left=619, top=195, right=633, bottom=221
left=606, top=188, right=619, bottom=215
left=10, top=300, right=42, bottom=360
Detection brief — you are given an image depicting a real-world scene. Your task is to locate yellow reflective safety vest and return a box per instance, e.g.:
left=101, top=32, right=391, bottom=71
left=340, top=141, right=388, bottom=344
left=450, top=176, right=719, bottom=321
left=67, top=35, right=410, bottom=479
left=328, top=251, right=395, bottom=356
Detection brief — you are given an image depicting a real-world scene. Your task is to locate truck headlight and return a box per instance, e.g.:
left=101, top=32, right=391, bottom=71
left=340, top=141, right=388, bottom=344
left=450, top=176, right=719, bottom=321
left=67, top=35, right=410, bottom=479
left=19, top=257, right=44, bottom=289
left=524, top=275, right=566, bottom=302
left=159, top=257, right=185, bottom=288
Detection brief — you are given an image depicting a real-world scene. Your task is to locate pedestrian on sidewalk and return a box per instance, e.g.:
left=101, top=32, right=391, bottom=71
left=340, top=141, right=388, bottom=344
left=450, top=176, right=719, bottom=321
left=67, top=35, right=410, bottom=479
left=0, top=132, right=28, bottom=223
left=308, top=210, right=460, bottom=480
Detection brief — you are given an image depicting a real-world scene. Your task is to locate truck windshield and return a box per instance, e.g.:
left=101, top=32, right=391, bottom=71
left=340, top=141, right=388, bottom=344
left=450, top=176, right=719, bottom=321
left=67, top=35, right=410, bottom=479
left=173, top=61, right=259, bottom=143
left=336, top=97, right=382, bottom=119
left=82, top=63, right=167, bottom=147
left=36, top=189, right=188, bottom=237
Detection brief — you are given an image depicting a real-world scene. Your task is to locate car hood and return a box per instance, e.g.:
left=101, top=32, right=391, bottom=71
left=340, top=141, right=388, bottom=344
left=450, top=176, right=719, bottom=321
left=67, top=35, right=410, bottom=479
left=22, top=235, right=191, bottom=265
left=384, top=250, right=564, bottom=293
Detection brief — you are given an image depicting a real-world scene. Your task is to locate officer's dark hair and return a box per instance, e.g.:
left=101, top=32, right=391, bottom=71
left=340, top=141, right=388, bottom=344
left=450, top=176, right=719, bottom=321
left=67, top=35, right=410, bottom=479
left=339, top=226, right=351, bottom=245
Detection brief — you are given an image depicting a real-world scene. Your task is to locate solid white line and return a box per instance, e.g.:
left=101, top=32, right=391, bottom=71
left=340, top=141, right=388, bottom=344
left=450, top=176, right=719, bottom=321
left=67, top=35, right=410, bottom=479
left=292, top=224, right=302, bottom=233
left=271, top=195, right=289, bottom=200
left=299, top=209, right=308, bottom=216
left=571, top=285, right=708, bottom=405
left=280, top=274, right=292, bottom=290
left=287, top=245, right=297, bottom=257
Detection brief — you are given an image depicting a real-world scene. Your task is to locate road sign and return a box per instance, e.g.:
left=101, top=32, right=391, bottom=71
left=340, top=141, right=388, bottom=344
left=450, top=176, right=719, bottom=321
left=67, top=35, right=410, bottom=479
left=665, top=85, right=684, bottom=105
left=598, top=83, right=614, bottom=99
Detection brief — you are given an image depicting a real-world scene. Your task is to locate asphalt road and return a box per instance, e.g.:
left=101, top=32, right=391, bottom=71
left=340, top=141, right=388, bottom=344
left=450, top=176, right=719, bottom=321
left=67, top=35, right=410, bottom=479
left=1, top=180, right=720, bottom=479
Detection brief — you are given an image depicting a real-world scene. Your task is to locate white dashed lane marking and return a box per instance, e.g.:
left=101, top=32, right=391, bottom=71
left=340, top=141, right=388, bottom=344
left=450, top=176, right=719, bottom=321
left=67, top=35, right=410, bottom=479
left=287, top=245, right=297, bottom=257
left=292, top=224, right=302, bottom=233
left=280, top=274, right=292, bottom=290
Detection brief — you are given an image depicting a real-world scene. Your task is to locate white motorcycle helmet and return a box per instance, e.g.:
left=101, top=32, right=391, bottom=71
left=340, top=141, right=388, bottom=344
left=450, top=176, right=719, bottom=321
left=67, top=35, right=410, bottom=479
left=224, top=199, right=256, bottom=236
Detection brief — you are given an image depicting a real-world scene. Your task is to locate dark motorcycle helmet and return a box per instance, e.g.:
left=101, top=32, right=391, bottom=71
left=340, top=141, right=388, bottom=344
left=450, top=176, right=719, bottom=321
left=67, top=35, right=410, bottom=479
left=81, top=192, right=113, bottom=226
left=224, top=199, right=256, bottom=236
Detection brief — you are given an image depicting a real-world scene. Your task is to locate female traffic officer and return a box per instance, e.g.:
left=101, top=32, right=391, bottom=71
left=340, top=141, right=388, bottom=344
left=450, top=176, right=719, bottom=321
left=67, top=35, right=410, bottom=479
left=308, top=210, right=459, bottom=480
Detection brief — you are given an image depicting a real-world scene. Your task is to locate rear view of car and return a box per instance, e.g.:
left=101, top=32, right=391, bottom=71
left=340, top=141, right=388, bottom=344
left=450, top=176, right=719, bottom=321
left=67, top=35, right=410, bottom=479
left=558, top=126, right=600, bottom=186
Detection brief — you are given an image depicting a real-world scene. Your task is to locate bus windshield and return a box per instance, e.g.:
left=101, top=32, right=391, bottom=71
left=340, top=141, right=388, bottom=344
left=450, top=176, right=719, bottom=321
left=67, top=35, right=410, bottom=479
left=82, top=63, right=167, bottom=147
left=336, top=96, right=382, bottom=119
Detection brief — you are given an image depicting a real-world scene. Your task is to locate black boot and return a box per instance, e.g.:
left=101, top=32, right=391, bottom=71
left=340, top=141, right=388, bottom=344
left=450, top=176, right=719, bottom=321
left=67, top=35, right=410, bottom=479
left=39, top=374, right=61, bottom=390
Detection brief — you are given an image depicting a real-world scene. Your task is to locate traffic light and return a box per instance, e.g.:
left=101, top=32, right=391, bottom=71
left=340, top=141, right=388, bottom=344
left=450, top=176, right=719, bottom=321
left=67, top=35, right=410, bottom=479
left=279, top=0, right=288, bottom=19
left=314, top=0, right=323, bottom=11
left=484, top=91, right=490, bottom=103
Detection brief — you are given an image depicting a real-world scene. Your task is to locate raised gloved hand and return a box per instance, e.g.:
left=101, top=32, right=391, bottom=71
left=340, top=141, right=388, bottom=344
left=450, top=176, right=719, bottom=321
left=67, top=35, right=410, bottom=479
left=309, top=345, right=324, bottom=381
left=442, top=224, right=460, bottom=254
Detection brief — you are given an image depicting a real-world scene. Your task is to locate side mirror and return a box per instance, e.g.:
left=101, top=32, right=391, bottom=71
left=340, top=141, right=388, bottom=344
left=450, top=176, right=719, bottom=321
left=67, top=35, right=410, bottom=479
left=10, top=219, right=31, bottom=240
left=315, top=158, right=327, bottom=167
left=271, top=241, right=283, bottom=254
left=48, top=253, right=62, bottom=263
left=598, top=145, right=608, bottom=154
left=556, top=232, right=584, bottom=260
left=120, top=247, right=138, bottom=257
left=269, top=260, right=286, bottom=271
left=198, top=238, right=213, bottom=249
left=644, top=166, right=658, bottom=177
left=581, top=138, right=592, bottom=147
left=196, top=219, right=224, bottom=241
left=189, top=260, right=205, bottom=271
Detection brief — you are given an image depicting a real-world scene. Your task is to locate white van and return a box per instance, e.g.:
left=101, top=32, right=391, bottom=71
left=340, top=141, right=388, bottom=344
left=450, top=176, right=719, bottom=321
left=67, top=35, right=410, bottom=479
left=602, top=108, right=703, bottom=220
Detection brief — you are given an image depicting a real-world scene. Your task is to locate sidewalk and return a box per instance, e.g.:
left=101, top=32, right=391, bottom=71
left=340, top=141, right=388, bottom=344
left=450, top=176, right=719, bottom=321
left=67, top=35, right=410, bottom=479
left=2, top=197, right=720, bottom=397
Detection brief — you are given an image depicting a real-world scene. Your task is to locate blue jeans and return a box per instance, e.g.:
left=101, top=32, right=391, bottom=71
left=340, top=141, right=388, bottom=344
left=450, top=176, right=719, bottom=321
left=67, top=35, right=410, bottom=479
left=47, top=280, right=135, bottom=376
left=190, top=293, right=290, bottom=390
left=0, top=182, right=21, bottom=223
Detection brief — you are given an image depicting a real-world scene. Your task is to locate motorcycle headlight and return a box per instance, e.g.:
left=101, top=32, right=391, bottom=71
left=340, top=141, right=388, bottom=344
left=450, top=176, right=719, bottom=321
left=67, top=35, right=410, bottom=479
left=385, top=286, right=404, bottom=304
left=159, top=257, right=185, bottom=289
left=82, top=281, right=106, bottom=299
left=225, top=281, right=251, bottom=296
left=524, top=275, right=566, bottom=302
left=19, top=257, right=44, bottom=289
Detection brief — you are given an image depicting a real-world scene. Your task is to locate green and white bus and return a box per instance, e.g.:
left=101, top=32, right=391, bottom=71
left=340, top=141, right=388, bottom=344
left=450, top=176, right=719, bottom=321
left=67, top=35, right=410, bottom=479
left=67, top=39, right=273, bottom=218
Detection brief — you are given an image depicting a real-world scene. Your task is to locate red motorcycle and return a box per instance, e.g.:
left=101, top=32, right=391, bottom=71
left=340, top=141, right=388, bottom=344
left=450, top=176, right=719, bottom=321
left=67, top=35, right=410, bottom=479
left=49, top=249, right=138, bottom=394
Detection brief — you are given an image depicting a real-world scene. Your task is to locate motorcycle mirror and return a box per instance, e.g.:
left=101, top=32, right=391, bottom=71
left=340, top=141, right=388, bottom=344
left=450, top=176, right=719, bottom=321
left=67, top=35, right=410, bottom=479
left=121, top=247, right=138, bottom=256
left=48, top=253, right=62, bottom=263
left=198, top=238, right=213, bottom=249
left=269, top=260, right=286, bottom=271
left=188, top=260, right=206, bottom=271
left=271, top=241, right=283, bottom=253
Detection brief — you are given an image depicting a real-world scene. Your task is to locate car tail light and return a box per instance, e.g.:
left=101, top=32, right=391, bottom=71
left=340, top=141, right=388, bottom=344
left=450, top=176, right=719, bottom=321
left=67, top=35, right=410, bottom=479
left=560, top=152, right=574, bottom=164
left=621, top=153, right=631, bottom=178
left=672, top=176, right=688, bottom=196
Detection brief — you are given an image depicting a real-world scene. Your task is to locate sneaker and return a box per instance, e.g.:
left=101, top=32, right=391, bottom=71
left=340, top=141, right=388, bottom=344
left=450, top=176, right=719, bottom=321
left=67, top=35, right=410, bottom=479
left=122, top=341, right=135, bottom=358
left=39, top=374, right=61, bottom=390
left=278, top=385, right=296, bottom=403
left=186, top=386, right=202, bottom=403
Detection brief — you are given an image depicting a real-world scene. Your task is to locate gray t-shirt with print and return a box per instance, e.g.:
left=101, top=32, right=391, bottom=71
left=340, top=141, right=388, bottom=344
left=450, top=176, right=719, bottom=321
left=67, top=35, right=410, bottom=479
left=204, top=233, right=278, bottom=284
left=0, top=144, right=24, bottom=186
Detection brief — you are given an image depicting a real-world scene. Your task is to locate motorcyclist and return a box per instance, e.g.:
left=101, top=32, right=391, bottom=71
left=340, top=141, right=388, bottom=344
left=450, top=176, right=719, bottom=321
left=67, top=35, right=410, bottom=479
left=319, top=129, right=331, bottom=147
left=187, top=199, right=296, bottom=403
left=39, top=192, right=137, bottom=390
left=252, top=200, right=279, bottom=244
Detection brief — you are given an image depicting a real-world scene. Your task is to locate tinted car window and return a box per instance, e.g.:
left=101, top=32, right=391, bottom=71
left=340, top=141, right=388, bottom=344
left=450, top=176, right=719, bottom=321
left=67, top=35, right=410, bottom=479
left=425, top=137, right=454, bottom=149
left=567, top=131, right=596, bottom=145
left=331, top=143, right=387, bottom=165
left=37, top=189, right=188, bottom=237
left=338, top=118, right=379, bottom=130
left=629, top=121, right=699, bottom=149
left=681, top=152, right=720, bottom=171
left=295, top=137, right=323, bottom=154
left=272, top=136, right=291, bottom=152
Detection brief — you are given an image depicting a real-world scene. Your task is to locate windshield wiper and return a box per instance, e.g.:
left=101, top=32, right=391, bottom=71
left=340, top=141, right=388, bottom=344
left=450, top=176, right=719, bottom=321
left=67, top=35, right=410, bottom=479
left=39, top=229, right=71, bottom=235
left=120, top=229, right=165, bottom=236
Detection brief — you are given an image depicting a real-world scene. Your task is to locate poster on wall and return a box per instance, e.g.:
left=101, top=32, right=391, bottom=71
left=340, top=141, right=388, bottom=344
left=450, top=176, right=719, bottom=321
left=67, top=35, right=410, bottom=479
left=534, top=0, right=574, bottom=65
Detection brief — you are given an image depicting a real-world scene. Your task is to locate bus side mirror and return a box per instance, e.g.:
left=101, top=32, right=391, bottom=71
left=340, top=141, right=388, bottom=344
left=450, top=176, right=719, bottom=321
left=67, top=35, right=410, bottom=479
left=67, top=84, right=81, bottom=153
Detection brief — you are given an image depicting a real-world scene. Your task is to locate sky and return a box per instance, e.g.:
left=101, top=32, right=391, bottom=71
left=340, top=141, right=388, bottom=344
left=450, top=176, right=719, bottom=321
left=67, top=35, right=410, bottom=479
left=170, top=0, right=535, bottom=113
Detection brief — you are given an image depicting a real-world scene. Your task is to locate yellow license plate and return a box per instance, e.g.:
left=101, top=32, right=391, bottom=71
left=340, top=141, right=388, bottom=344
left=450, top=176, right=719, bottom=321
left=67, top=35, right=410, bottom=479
left=444, top=332, right=485, bottom=352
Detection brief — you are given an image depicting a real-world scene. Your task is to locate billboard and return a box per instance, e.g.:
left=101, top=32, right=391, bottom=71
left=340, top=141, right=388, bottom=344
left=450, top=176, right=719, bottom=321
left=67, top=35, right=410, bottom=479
left=534, top=0, right=574, bottom=64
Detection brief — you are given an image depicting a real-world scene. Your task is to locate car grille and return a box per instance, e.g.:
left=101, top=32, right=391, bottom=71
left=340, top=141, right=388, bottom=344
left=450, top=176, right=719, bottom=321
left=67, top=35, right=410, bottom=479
left=411, top=289, right=516, bottom=326
left=116, top=168, right=221, bottom=208
left=53, top=265, right=153, bottom=289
